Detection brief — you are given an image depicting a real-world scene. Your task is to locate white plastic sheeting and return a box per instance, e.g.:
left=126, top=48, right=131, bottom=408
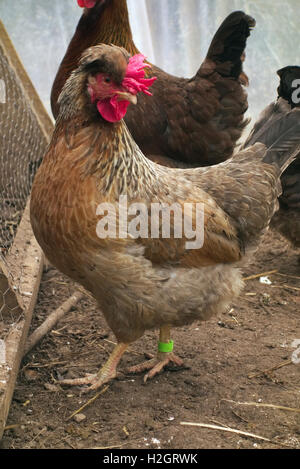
left=0, top=0, right=299, bottom=124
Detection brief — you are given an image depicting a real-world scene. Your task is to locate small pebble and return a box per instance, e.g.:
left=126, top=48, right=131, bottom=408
left=73, top=413, right=86, bottom=423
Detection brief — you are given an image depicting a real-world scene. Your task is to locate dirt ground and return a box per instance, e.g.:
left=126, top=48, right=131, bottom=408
left=1, top=229, right=300, bottom=450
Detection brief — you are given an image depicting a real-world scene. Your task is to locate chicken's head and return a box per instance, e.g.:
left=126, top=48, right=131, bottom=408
left=80, top=44, right=156, bottom=123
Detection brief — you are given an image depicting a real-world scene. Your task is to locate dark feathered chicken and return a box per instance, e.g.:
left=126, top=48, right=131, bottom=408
left=31, top=45, right=300, bottom=391
left=244, top=66, right=300, bottom=251
left=51, top=0, right=255, bottom=166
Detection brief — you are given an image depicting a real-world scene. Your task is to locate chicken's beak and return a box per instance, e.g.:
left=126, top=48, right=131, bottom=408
left=116, top=91, right=137, bottom=105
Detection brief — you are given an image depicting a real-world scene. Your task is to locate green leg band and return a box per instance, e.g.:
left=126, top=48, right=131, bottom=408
left=158, top=340, right=174, bottom=353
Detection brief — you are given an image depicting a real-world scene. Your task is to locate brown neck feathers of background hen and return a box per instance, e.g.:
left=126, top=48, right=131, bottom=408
left=51, top=0, right=139, bottom=118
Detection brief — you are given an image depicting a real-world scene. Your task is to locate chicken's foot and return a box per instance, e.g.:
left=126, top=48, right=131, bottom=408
left=57, top=342, right=129, bottom=392
left=128, top=325, right=184, bottom=382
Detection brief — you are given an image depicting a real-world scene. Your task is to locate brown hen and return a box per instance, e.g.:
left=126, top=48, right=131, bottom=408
left=31, top=45, right=300, bottom=391
left=51, top=0, right=255, bottom=166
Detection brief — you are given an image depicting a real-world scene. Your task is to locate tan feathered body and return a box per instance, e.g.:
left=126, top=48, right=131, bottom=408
left=32, top=116, right=285, bottom=344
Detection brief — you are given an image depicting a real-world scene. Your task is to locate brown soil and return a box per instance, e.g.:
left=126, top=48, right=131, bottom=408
left=1, top=230, right=300, bottom=450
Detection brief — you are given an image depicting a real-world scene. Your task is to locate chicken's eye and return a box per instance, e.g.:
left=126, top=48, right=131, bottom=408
left=104, top=76, right=111, bottom=83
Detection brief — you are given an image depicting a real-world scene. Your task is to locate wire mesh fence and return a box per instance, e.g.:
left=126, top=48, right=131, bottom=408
left=0, top=38, right=50, bottom=341
left=0, top=45, right=46, bottom=254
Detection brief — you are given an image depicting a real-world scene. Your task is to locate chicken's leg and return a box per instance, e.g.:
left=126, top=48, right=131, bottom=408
left=58, top=342, right=129, bottom=391
left=128, top=325, right=184, bottom=382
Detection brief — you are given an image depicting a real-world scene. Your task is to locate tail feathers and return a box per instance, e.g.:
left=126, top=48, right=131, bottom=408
left=261, top=109, right=300, bottom=174
left=243, top=100, right=290, bottom=148
left=206, top=11, right=255, bottom=79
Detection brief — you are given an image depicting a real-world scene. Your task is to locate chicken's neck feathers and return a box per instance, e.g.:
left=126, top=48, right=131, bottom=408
left=56, top=115, right=160, bottom=200
left=81, top=0, right=139, bottom=57
left=95, top=120, right=160, bottom=198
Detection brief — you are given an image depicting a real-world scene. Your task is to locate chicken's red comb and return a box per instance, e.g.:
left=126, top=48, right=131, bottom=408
left=122, top=54, right=157, bottom=97
left=77, top=0, right=96, bottom=8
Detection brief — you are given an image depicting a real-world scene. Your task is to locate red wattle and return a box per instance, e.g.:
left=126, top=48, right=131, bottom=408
left=97, top=97, right=130, bottom=123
